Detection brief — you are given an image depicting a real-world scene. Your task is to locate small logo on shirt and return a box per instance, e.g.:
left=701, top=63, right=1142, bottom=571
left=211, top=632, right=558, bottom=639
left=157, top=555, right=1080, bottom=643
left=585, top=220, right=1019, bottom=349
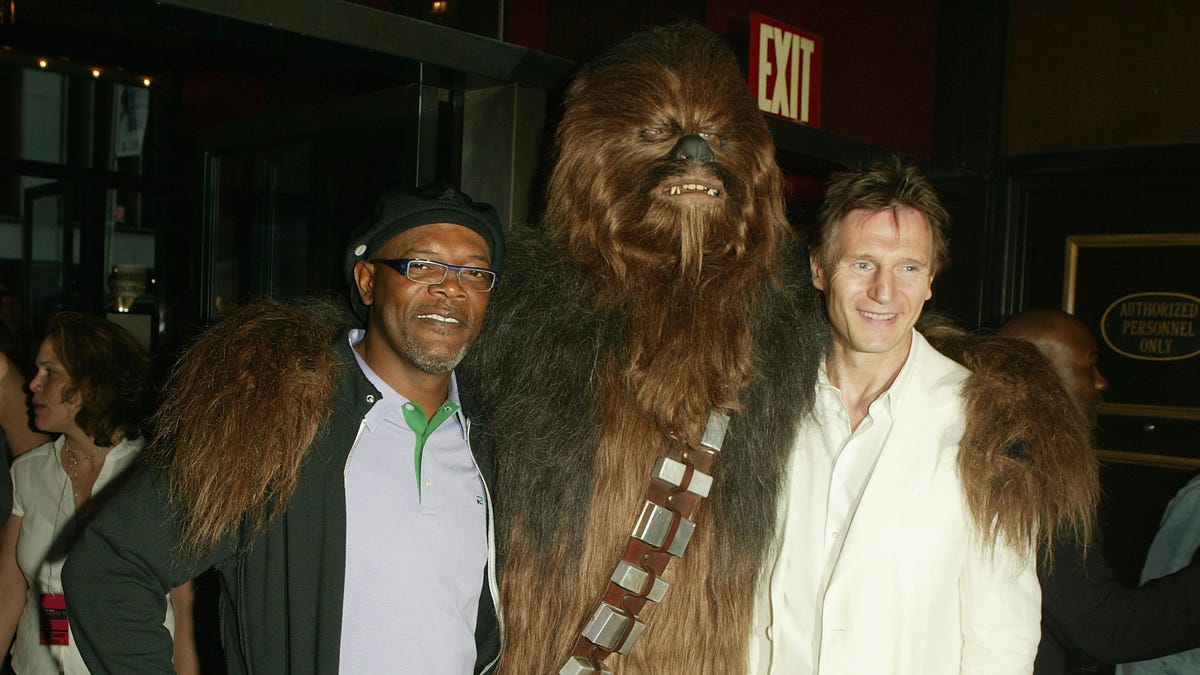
left=476, top=495, right=485, bottom=505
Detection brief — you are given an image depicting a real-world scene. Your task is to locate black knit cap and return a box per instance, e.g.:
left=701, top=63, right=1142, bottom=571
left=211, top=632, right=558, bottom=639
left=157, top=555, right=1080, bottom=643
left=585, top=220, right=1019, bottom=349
left=344, top=181, right=505, bottom=321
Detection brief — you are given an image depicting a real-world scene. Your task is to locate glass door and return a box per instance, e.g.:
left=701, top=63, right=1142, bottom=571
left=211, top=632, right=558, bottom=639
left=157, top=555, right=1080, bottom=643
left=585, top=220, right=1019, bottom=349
left=21, top=182, right=78, bottom=350
left=199, top=84, right=440, bottom=320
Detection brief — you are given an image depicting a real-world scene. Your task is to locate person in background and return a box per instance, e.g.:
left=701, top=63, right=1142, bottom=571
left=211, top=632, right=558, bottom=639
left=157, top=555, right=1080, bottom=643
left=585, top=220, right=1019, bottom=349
left=999, top=308, right=1200, bottom=675
left=0, top=312, right=197, bottom=674
left=63, top=183, right=504, bottom=674
left=1118, top=471, right=1200, bottom=675
left=1, top=321, right=50, bottom=673
left=1, top=320, right=51, bottom=459
left=0, top=284, right=22, bottom=358
left=998, top=309, right=1108, bottom=429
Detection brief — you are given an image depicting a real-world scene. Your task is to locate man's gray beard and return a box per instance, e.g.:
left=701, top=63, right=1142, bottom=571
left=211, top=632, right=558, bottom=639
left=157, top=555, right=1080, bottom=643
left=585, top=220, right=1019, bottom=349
left=404, top=332, right=471, bottom=375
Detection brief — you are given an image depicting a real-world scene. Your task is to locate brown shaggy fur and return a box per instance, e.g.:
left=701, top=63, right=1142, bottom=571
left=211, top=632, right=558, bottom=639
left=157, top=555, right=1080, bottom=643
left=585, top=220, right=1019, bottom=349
left=153, top=299, right=343, bottom=560
left=460, top=23, right=825, bottom=673
left=925, top=330, right=1100, bottom=563
left=543, top=22, right=791, bottom=431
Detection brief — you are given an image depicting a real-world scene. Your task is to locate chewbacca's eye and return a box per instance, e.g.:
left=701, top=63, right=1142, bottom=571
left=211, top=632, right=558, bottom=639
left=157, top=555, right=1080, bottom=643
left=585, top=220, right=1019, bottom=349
left=642, top=128, right=675, bottom=142
left=699, top=132, right=723, bottom=148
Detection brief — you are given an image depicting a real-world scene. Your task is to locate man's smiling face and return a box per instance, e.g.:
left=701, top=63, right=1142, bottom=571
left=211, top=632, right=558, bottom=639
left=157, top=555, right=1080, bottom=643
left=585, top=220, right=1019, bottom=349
left=812, top=206, right=934, bottom=364
left=355, top=222, right=492, bottom=375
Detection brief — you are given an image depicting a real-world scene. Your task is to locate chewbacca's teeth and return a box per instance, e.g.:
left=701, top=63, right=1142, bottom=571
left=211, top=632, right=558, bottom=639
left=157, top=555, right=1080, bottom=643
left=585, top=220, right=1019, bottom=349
left=669, top=183, right=720, bottom=196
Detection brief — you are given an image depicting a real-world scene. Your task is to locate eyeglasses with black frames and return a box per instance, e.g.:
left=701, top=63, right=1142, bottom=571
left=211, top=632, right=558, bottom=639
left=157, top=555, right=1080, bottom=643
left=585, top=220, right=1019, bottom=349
left=371, top=258, right=499, bottom=292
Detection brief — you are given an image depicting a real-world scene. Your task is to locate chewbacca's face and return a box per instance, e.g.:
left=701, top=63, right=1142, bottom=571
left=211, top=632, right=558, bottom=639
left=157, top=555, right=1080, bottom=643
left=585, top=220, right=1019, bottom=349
left=547, top=24, right=786, bottom=284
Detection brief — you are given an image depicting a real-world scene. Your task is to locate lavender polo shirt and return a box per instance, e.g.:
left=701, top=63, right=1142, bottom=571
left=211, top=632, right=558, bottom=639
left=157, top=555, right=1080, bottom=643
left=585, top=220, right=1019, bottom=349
left=339, top=330, right=488, bottom=673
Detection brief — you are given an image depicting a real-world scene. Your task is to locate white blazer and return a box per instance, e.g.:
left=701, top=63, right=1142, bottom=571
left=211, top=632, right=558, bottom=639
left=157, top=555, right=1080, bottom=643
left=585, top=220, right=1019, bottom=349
left=752, top=332, right=1041, bottom=675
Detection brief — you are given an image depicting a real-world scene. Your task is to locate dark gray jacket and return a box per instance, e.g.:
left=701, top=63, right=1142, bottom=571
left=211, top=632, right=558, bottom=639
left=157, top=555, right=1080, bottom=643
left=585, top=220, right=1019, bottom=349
left=64, top=334, right=501, bottom=674
left=1035, top=527, right=1200, bottom=675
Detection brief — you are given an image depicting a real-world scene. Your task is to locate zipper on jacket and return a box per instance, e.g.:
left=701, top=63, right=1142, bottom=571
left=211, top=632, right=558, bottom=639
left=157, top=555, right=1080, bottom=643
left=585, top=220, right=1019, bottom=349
left=342, top=419, right=368, bottom=484
left=467, top=418, right=504, bottom=674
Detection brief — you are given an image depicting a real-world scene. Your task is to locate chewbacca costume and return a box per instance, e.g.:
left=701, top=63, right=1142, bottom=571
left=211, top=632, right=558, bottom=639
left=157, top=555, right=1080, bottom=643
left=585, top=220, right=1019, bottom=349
left=458, top=23, right=1098, bottom=674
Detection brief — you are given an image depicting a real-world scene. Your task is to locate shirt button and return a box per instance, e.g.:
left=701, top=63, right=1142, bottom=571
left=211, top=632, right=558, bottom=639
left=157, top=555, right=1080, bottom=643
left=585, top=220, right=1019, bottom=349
left=831, top=530, right=840, bottom=539
left=365, top=395, right=375, bottom=403
left=404, top=403, right=414, bottom=410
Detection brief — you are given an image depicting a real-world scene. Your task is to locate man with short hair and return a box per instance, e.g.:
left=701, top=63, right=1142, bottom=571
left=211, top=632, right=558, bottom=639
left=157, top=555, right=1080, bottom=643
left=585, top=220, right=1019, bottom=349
left=998, top=308, right=1108, bottom=428
left=749, top=156, right=1042, bottom=674
left=64, top=183, right=505, bottom=674
left=1000, top=308, right=1200, bottom=675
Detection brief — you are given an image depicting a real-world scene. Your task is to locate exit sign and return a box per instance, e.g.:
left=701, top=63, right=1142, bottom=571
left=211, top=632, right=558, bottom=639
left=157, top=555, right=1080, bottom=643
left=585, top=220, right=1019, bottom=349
left=748, top=12, right=822, bottom=127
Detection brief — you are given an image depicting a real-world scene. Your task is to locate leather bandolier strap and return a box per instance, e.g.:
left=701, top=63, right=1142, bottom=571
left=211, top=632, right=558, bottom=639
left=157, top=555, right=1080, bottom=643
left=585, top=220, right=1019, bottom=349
left=560, top=411, right=731, bottom=675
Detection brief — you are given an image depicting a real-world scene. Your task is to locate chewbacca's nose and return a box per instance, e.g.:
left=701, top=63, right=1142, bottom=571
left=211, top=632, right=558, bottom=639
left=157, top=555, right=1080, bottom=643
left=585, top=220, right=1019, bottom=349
left=670, top=134, right=714, bottom=163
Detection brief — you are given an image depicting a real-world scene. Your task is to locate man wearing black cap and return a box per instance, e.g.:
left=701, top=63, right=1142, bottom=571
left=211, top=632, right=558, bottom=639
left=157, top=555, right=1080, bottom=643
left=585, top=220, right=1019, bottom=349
left=63, top=183, right=504, bottom=674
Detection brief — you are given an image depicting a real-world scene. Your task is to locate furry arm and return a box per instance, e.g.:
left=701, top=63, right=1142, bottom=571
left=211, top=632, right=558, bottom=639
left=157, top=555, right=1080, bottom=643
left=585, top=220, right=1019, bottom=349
left=926, top=332, right=1100, bottom=561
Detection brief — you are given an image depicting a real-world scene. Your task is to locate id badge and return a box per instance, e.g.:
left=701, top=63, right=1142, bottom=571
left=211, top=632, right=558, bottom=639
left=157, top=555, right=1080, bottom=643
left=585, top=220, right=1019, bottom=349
left=38, top=593, right=70, bottom=646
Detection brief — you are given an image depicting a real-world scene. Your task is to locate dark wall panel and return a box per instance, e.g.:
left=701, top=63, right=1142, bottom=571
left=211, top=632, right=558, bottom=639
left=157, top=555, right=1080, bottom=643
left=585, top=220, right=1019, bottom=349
left=1006, top=0, right=1200, bottom=153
